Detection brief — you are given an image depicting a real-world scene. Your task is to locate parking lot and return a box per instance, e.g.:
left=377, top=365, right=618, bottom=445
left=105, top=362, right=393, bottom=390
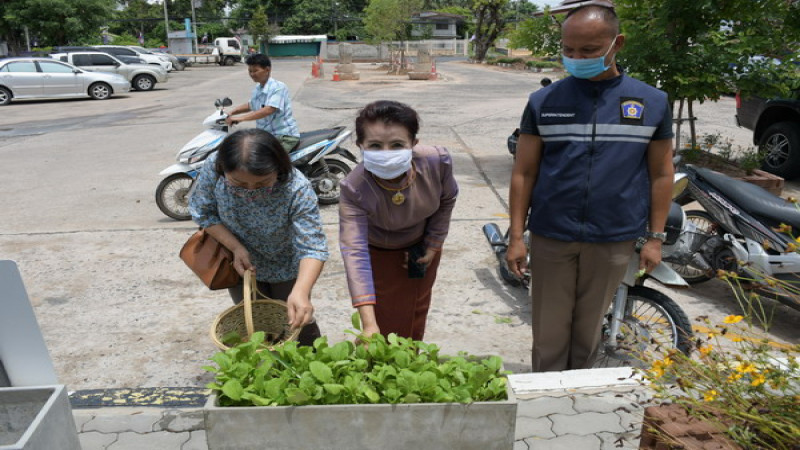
left=0, top=59, right=797, bottom=390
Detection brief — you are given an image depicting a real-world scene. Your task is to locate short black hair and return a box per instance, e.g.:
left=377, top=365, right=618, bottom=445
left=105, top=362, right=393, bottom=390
left=215, top=129, right=292, bottom=183
left=355, top=100, right=420, bottom=145
left=245, top=53, right=271, bottom=68
left=565, top=2, right=619, bottom=36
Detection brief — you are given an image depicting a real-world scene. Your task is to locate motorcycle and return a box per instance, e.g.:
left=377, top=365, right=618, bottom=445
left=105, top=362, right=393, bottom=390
left=155, top=97, right=359, bottom=221
left=664, top=163, right=800, bottom=311
left=483, top=124, right=694, bottom=368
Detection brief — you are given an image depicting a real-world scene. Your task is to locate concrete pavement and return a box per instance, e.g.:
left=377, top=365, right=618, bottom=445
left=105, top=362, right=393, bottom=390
left=71, top=368, right=648, bottom=449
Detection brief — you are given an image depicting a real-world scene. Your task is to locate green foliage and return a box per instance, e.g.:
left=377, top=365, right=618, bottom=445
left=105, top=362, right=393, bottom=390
left=642, top=313, right=800, bottom=449
left=364, top=0, right=424, bottom=43
left=525, top=59, right=560, bottom=69
left=248, top=6, right=270, bottom=47
left=1, top=0, right=115, bottom=49
left=281, top=0, right=334, bottom=35
left=205, top=321, right=510, bottom=407
left=472, top=0, right=509, bottom=62
left=508, top=7, right=561, bottom=57
left=616, top=0, right=800, bottom=104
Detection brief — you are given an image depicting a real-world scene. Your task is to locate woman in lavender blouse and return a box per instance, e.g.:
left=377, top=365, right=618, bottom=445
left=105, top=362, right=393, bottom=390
left=190, top=129, right=329, bottom=345
left=339, top=100, right=459, bottom=341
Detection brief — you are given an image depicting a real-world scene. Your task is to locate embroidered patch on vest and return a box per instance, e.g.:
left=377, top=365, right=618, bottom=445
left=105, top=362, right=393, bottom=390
left=620, top=98, right=644, bottom=124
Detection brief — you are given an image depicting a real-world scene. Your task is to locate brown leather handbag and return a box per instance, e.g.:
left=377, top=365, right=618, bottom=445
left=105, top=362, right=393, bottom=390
left=179, top=229, right=241, bottom=290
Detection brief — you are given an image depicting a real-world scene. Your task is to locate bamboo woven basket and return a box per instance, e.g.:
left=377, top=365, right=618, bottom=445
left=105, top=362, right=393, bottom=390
left=210, top=270, right=300, bottom=351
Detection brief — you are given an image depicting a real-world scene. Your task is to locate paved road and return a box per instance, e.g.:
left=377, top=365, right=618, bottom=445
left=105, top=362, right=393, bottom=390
left=0, top=59, right=797, bottom=392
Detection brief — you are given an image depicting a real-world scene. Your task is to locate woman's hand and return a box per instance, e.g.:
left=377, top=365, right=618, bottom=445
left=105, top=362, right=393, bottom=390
left=415, top=248, right=438, bottom=268
left=355, top=305, right=380, bottom=345
left=286, top=291, right=314, bottom=330
left=232, top=247, right=254, bottom=276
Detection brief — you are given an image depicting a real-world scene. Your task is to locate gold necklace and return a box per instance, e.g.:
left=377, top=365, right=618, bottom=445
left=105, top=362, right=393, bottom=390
left=371, top=163, right=416, bottom=205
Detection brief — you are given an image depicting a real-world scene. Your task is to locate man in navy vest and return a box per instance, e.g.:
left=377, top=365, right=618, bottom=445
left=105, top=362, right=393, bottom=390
left=507, top=1, right=675, bottom=372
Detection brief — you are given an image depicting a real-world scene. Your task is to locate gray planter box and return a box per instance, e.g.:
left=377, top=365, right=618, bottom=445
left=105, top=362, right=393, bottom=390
left=205, top=384, right=517, bottom=450
left=0, top=385, right=80, bottom=450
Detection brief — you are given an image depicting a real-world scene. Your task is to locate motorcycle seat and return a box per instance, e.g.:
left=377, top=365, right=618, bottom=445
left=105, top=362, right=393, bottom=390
left=292, top=127, right=345, bottom=151
left=692, top=165, right=800, bottom=230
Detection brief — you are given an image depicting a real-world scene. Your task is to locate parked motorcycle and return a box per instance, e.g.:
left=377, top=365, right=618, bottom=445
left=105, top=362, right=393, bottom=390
left=664, top=163, right=800, bottom=311
left=155, top=97, right=358, bottom=220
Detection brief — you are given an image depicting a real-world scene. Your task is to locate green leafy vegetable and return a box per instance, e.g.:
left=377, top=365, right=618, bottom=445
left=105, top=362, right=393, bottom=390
left=205, top=314, right=510, bottom=407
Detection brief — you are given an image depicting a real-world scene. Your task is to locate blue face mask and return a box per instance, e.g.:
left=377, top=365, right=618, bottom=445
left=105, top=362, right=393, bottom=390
left=562, top=36, right=618, bottom=79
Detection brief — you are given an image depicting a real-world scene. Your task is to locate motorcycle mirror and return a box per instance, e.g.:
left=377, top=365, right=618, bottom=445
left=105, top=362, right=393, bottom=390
left=541, top=78, right=552, bottom=87
left=672, top=174, right=689, bottom=200
left=222, top=97, right=233, bottom=107
left=214, top=99, right=222, bottom=108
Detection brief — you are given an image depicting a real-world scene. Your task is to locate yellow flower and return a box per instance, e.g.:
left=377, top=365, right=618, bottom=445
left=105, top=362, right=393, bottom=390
left=650, top=366, right=665, bottom=378
left=736, top=362, right=756, bottom=374
left=731, top=337, right=743, bottom=343
left=723, top=315, right=744, bottom=324
left=751, top=372, right=766, bottom=387
left=699, top=345, right=713, bottom=356
left=704, top=390, right=718, bottom=402
left=786, top=242, right=798, bottom=253
left=727, top=372, right=743, bottom=382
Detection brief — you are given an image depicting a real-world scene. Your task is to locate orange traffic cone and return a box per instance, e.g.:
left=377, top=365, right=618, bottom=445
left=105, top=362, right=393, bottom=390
left=333, top=69, right=340, bottom=82
left=429, top=59, right=437, bottom=80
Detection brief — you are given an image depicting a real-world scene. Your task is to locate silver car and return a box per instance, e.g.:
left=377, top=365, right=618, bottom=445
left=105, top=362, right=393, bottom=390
left=0, top=57, right=131, bottom=105
left=52, top=52, right=168, bottom=91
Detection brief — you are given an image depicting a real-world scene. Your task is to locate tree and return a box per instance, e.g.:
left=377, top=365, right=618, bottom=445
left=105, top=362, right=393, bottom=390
left=615, top=0, right=800, bottom=149
left=508, top=6, right=560, bottom=57
left=363, top=0, right=423, bottom=43
left=248, top=5, right=269, bottom=52
left=1, top=0, right=115, bottom=52
left=281, top=0, right=334, bottom=35
left=471, top=0, right=508, bottom=62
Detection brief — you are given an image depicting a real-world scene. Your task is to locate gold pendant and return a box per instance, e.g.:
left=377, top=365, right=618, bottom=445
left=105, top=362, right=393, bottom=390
left=392, top=192, right=405, bottom=205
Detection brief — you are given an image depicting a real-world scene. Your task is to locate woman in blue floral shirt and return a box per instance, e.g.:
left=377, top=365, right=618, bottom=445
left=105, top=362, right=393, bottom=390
left=189, top=129, right=329, bottom=345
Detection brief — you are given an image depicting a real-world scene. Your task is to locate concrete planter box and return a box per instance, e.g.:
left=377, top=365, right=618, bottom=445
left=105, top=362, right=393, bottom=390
left=0, top=385, right=80, bottom=450
left=204, top=383, right=517, bottom=450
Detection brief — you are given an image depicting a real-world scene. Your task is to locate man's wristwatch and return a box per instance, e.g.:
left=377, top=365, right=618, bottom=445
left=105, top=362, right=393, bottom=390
left=646, top=231, right=667, bottom=243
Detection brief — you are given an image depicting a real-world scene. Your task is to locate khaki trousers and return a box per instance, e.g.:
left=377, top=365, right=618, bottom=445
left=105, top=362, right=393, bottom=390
left=529, top=234, right=635, bottom=372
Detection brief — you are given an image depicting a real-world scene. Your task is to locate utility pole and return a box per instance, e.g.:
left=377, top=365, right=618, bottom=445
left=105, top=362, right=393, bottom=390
left=163, top=0, right=170, bottom=46
left=191, top=0, right=200, bottom=53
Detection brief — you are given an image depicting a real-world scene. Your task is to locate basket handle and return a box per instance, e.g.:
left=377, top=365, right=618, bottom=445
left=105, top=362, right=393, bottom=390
left=243, top=269, right=256, bottom=338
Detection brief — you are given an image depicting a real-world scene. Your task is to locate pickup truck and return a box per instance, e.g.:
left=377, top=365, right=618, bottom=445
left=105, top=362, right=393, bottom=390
left=178, top=37, right=243, bottom=66
left=736, top=87, right=800, bottom=178
left=52, top=52, right=168, bottom=91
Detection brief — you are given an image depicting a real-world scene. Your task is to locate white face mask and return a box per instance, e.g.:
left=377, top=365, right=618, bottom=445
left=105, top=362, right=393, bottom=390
left=362, top=149, right=413, bottom=180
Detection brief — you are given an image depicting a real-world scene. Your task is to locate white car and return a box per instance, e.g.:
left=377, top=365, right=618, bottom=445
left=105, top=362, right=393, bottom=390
left=0, top=57, right=131, bottom=105
left=94, top=45, right=173, bottom=71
